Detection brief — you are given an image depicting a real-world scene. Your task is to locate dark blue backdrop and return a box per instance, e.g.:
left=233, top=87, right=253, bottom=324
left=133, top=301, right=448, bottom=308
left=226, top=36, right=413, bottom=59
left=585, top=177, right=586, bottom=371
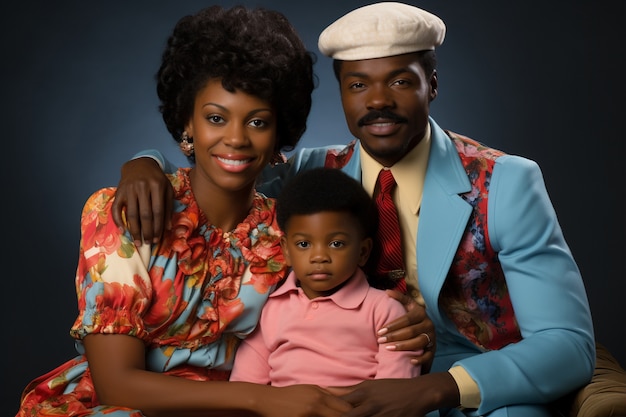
left=2, top=1, right=624, bottom=415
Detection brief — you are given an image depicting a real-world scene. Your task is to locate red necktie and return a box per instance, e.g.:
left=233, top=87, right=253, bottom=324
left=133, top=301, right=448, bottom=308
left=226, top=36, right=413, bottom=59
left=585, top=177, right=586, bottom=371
left=373, top=169, right=407, bottom=293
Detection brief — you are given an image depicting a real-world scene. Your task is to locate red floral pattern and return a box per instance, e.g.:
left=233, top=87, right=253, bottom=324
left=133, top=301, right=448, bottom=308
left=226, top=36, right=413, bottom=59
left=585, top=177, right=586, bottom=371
left=17, top=168, right=287, bottom=416
left=439, top=132, right=522, bottom=350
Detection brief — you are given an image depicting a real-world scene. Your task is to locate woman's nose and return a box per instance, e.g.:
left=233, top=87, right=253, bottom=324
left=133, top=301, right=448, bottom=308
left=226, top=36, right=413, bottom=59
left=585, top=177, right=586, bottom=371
left=223, top=124, right=250, bottom=147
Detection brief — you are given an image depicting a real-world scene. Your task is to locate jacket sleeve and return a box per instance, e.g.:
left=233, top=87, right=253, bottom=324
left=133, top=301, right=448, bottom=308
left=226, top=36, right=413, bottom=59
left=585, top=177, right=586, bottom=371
left=456, top=155, right=595, bottom=415
left=131, top=149, right=180, bottom=175
left=256, top=144, right=346, bottom=198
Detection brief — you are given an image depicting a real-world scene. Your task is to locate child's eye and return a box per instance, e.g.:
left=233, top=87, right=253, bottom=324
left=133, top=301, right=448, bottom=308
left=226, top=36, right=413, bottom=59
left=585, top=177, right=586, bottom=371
left=329, top=240, right=344, bottom=248
left=295, top=241, right=310, bottom=249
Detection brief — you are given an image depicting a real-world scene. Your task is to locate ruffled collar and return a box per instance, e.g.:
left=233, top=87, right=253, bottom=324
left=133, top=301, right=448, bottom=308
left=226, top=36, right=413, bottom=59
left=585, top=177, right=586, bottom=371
left=167, top=168, right=286, bottom=297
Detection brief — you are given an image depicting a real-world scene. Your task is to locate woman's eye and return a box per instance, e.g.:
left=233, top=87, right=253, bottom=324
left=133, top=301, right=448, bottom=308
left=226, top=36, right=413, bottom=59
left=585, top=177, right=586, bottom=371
left=207, top=115, right=224, bottom=124
left=249, top=119, right=267, bottom=128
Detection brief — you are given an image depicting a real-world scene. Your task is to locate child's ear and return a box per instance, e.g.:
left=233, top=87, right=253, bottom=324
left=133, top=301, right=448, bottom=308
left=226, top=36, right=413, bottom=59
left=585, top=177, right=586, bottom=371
left=280, top=235, right=293, bottom=267
left=358, top=237, right=373, bottom=267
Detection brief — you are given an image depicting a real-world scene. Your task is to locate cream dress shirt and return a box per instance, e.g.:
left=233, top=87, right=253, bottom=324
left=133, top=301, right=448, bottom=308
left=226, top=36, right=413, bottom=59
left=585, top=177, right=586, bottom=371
left=359, top=124, right=481, bottom=409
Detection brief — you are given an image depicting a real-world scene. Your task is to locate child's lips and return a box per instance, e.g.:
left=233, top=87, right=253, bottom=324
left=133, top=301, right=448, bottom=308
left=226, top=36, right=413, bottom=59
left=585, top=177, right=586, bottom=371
left=308, top=271, right=331, bottom=280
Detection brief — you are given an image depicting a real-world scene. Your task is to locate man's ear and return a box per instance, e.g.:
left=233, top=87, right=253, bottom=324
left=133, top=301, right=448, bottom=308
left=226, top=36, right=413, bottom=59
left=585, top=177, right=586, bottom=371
left=429, top=70, right=438, bottom=102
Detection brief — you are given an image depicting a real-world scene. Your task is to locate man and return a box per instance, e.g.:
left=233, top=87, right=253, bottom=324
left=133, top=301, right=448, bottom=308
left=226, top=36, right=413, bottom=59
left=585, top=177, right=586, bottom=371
left=113, top=3, right=595, bottom=416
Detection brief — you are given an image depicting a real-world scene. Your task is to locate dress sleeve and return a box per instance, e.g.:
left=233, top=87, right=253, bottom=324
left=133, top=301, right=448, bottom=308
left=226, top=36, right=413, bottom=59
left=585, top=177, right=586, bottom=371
left=70, top=187, right=154, bottom=342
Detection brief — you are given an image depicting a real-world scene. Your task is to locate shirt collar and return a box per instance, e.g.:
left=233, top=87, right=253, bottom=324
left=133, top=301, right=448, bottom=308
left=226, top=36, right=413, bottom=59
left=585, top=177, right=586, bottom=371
left=271, top=268, right=370, bottom=309
left=360, top=123, right=431, bottom=214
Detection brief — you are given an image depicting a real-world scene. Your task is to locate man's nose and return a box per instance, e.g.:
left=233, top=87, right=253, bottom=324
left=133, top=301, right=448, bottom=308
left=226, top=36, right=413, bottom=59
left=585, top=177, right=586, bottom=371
left=366, top=84, right=394, bottom=109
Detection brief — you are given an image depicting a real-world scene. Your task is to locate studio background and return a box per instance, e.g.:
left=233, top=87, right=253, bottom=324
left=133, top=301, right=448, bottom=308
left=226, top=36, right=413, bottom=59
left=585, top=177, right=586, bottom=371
left=2, top=1, right=623, bottom=414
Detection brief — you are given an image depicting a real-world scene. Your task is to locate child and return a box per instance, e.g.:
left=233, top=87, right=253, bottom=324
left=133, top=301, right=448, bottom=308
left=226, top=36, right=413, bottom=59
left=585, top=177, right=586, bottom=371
left=230, top=168, right=420, bottom=386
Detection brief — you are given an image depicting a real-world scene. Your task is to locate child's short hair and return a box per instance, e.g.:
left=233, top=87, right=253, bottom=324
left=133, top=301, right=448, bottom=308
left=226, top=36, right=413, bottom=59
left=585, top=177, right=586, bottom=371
left=276, top=168, right=377, bottom=239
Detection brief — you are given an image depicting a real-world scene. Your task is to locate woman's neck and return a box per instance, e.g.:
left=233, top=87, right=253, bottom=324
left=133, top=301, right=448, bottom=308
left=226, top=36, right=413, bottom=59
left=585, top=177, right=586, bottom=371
left=189, top=168, right=255, bottom=232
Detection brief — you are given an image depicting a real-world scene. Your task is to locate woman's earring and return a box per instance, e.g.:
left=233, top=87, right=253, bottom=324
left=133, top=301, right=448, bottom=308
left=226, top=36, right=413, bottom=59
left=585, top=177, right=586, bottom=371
left=180, top=131, right=194, bottom=157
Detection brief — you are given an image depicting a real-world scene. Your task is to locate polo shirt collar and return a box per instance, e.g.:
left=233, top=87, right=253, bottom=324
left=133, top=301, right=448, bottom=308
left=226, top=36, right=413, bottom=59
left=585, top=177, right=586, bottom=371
left=271, top=268, right=370, bottom=309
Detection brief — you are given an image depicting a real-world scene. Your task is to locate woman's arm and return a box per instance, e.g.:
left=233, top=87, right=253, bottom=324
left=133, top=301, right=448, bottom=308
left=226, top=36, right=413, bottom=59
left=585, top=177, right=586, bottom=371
left=81, top=188, right=351, bottom=417
left=84, top=333, right=352, bottom=417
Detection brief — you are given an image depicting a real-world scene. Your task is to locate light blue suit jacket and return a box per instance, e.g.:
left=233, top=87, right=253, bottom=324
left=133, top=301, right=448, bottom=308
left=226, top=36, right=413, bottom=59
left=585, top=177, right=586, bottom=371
left=145, top=117, right=595, bottom=415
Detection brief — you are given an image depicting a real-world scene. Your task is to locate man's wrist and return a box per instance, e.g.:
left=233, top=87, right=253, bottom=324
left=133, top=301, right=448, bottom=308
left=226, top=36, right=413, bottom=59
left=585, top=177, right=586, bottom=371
left=131, top=154, right=164, bottom=170
left=448, top=366, right=481, bottom=409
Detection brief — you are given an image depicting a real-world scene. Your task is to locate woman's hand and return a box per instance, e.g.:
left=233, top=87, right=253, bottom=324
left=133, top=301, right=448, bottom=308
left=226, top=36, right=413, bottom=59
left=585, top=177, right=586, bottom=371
left=378, top=290, right=436, bottom=373
left=252, top=384, right=353, bottom=417
left=111, top=157, right=174, bottom=246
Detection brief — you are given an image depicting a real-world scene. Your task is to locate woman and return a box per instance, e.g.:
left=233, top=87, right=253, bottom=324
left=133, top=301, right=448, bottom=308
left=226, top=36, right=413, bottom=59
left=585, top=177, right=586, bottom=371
left=15, top=6, right=346, bottom=417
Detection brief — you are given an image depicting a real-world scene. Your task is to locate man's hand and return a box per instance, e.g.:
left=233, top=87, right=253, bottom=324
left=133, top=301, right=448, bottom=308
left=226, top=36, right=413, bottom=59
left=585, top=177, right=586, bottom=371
left=327, top=372, right=460, bottom=417
left=111, top=157, right=174, bottom=246
left=378, top=290, right=436, bottom=373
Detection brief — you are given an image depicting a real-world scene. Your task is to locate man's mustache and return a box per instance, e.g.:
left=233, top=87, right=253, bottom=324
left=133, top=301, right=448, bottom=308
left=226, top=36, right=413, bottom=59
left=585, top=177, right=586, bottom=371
left=358, top=110, right=407, bottom=126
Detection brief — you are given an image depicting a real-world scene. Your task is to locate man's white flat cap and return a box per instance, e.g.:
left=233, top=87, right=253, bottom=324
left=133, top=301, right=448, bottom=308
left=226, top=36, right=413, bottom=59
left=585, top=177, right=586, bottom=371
left=318, top=2, right=445, bottom=61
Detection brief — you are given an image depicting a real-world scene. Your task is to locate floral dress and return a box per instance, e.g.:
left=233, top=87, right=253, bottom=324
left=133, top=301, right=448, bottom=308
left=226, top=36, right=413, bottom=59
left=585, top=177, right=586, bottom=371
left=17, top=168, right=287, bottom=417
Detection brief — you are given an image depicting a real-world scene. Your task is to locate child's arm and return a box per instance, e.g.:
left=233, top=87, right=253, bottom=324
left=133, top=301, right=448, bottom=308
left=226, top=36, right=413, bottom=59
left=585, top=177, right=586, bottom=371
left=230, top=327, right=272, bottom=385
left=373, top=297, right=422, bottom=379
left=378, top=290, right=435, bottom=373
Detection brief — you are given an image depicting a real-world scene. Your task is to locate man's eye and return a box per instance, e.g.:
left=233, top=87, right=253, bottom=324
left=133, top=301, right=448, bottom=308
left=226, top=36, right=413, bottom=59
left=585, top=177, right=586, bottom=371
left=392, top=79, right=410, bottom=87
